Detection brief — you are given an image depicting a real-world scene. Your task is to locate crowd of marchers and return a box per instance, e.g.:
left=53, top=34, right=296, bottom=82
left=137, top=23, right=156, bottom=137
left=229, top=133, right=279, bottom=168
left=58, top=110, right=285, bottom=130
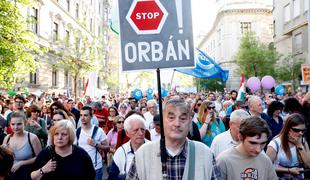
left=0, top=89, right=309, bottom=180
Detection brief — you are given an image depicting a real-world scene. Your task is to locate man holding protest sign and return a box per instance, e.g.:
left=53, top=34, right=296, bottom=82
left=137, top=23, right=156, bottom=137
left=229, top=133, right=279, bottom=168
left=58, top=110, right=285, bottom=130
left=126, top=97, right=221, bottom=180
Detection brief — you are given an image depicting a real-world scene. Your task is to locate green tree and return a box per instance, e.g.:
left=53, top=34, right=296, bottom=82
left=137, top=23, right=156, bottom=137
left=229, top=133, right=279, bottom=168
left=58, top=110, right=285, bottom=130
left=275, top=54, right=304, bottom=91
left=235, top=32, right=280, bottom=78
left=0, top=0, right=42, bottom=89
left=195, top=78, right=225, bottom=92
left=53, top=31, right=98, bottom=98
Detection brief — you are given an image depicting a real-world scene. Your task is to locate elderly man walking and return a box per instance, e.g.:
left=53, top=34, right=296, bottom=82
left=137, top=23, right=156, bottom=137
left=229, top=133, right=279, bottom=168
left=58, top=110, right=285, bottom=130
left=108, top=114, right=149, bottom=179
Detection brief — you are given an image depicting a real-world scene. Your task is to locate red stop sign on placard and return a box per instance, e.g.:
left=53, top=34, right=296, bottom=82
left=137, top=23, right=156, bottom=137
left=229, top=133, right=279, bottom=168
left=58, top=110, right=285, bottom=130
left=126, top=0, right=168, bottom=35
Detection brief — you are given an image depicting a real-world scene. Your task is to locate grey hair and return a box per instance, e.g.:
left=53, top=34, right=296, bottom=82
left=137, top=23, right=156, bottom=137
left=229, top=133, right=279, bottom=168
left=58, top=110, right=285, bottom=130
left=163, top=98, right=190, bottom=114
left=230, top=109, right=250, bottom=123
left=147, top=99, right=157, bottom=106
left=248, top=96, right=262, bottom=108
left=124, top=114, right=146, bottom=131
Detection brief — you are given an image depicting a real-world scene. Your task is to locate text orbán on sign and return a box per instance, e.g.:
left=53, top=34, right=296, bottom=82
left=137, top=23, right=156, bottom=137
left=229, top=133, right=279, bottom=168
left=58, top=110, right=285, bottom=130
left=126, top=0, right=168, bottom=35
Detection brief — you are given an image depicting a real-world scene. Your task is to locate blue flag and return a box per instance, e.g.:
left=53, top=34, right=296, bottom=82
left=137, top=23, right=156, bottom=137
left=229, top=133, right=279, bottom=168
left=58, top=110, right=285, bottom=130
left=176, top=49, right=229, bottom=81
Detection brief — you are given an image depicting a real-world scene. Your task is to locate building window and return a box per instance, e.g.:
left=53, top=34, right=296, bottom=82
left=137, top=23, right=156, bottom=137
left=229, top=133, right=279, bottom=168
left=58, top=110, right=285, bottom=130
left=305, top=0, right=309, bottom=12
left=240, top=22, right=251, bottom=34
left=269, top=23, right=274, bottom=35
left=30, top=7, right=38, bottom=34
left=97, top=77, right=100, bottom=88
left=273, top=20, right=276, bottom=37
left=75, top=3, right=79, bottom=19
left=294, top=33, right=303, bottom=53
left=90, top=18, right=93, bottom=32
left=65, top=30, right=70, bottom=46
left=52, top=69, right=58, bottom=87
left=66, top=0, right=70, bottom=11
left=75, top=37, right=80, bottom=51
left=64, top=70, right=69, bottom=87
left=52, top=22, right=58, bottom=42
left=284, top=4, right=291, bottom=23
left=30, top=72, right=37, bottom=84
left=293, top=0, right=300, bottom=18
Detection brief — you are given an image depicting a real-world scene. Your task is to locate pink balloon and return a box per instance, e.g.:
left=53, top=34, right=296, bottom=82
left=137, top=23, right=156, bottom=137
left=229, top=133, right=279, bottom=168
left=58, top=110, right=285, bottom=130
left=261, top=75, right=275, bottom=90
left=246, top=77, right=261, bottom=92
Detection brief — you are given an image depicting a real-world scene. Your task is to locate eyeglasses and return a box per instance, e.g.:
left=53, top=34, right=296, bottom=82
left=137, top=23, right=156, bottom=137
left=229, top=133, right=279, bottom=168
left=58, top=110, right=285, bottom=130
left=197, top=103, right=201, bottom=107
left=207, top=106, right=215, bottom=110
left=120, top=106, right=127, bottom=109
left=117, top=121, right=124, bottom=124
left=291, top=127, right=306, bottom=133
left=109, top=110, right=116, bottom=113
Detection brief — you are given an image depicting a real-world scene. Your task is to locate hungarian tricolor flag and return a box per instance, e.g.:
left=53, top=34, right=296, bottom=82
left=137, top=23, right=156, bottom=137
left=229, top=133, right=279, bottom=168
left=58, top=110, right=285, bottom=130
left=236, top=73, right=245, bottom=102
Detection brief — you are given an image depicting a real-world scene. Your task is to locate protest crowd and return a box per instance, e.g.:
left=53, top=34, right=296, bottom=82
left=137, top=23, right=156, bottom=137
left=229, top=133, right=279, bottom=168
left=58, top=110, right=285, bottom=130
left=0, top=89, right=309, bottom=180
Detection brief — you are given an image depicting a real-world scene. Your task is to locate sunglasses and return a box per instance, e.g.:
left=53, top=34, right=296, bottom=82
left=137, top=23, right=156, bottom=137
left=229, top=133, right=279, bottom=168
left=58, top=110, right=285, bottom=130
left=197, top=103, right=201, bottom=106
left=207, top=106, right=215, bottom=110
left=117, top=121, right=124, bottom=124
left=291, top=127, right=306, bottom=133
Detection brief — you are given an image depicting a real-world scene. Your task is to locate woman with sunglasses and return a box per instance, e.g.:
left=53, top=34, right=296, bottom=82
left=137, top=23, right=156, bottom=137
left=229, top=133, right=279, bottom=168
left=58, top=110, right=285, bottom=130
left=266, top=113, right=310, bottom=179
left=25, top=104, right=48, bottom=148
left=107, top=116, right=125, bottom=153
left=50, top=102, right=76, bottom=126
left=106, top=116, right=125, bottom=167
left=196, top=101, right=225, bottom=147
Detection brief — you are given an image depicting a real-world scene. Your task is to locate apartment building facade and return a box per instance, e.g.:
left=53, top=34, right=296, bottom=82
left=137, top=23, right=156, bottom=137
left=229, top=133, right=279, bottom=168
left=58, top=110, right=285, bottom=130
left=22, top=0, right=111, bottom=96
left=273, top=0, right=308, bottom=63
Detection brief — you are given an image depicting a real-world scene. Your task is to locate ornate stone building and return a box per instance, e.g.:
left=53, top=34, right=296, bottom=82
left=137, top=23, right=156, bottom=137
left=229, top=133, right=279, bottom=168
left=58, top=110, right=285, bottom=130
left=22, top=0, right=111, bottom=96
left=197, top=0, right=273, bottom=90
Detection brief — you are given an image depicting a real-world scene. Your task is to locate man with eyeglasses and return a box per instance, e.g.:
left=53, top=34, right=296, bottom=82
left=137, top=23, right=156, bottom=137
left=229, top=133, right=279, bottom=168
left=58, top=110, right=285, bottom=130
left=143, top=99, right=158, bottom=130
left=108, top=114, right=148, bottom=179
left=5, top=95, right=26, bottom=134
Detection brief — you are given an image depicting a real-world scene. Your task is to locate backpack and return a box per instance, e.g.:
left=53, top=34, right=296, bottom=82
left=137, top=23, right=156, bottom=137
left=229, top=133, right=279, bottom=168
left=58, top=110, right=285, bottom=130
left=76, top=126, right=100, bottom=167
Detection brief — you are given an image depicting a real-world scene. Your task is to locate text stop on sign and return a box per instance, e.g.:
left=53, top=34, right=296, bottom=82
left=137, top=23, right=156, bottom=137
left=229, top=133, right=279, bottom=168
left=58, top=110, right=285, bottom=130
left=119, top=0, right=195, bottom=71
left=126, top=0, right=168, bottom=34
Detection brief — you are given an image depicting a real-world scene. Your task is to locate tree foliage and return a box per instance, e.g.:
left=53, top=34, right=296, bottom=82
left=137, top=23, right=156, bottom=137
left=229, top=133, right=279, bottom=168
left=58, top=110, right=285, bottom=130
left=53, top=31, right=98, bottom=98
left=0, top=0, right=42, bottom=89
left=196, top=78, right=224, bottom=92
left=235, top=32, right=280, bottom=78
left=275, top=54, right=304, bottom=91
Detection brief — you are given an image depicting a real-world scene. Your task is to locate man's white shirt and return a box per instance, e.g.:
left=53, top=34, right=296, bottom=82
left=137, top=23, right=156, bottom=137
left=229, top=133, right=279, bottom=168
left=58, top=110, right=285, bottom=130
left=210, top=130, right=238, bottom=158
left=150, top=128, right=160, bottom=141
left=77, top=125, right=107, bottom=170
left=143, top=111, right=154, bottom=130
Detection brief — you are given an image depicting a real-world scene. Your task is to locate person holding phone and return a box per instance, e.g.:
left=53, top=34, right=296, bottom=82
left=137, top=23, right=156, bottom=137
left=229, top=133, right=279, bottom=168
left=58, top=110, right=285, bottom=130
left=31, top=120, right=95, bottom=180
left=266, top=113, right=310, bottom=179
left=196, top=101, right=225, bottom=147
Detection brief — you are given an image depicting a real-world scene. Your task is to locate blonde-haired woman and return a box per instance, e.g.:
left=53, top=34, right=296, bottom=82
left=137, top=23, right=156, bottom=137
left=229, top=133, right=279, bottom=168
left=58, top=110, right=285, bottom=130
left=2, top=112, right=42, bottom=180
left=31, top=120, right=95, bottom=180
left=196, top=100, right=225, bottom=147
